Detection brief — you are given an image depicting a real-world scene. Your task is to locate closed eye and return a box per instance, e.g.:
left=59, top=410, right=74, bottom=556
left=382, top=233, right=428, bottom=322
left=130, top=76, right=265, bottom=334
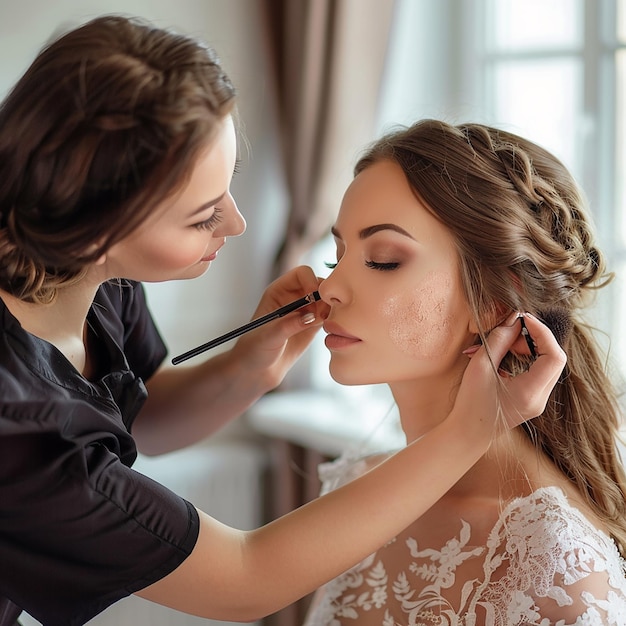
left=195, top=207, right=224, bottom=231
left=365, top=260, right=399, bottom=271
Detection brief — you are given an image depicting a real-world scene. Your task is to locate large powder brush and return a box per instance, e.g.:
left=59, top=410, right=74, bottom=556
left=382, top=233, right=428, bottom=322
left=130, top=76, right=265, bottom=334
left=540, top=308, right=573, bottom=348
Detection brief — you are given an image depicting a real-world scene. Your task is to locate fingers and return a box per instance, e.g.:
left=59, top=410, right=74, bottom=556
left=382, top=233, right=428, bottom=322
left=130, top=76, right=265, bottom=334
left=477, top=311, right=524, bottom=367
left=263, top=265, right=329, bottom=334
left=236, top=266, right=328, bottom=353
left=292, top=264, right=325, bottom=295
left=475, top=312, right=567, bottom=427
left=478, top=312, right=566, bottom=375
left=257, top=266, right=324, bottom=313
left=511, top=314, right=567, bottom=386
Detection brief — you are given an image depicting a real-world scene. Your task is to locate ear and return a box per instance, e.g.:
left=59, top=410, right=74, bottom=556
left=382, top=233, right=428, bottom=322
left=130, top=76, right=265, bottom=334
left=468, top=316, right=480, bottom=335
left=468, top=301, right=508, bottom=335
left=82, top=238, right=108, bottom=266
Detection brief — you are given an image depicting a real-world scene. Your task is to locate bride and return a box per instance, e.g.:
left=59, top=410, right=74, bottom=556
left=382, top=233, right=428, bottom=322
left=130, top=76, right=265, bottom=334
left=305, top=120, right=626, bottom=626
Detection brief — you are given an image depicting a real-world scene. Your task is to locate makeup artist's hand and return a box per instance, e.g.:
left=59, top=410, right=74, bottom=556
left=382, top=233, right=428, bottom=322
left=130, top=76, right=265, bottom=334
left=229, top=265, right=329, bottom=389
left=137, top=266, right=327, bottom=455
left=456, top=312, right=566, bottom=431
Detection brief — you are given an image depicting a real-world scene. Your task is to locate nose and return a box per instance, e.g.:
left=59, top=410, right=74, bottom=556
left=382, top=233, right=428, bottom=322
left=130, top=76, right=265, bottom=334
left=318, top=261, right=349, bottom=305
left=216, top=191, right=246, bottom=237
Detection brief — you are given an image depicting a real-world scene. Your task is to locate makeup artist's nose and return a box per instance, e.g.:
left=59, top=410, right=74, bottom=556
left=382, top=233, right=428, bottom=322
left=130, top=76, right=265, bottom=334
left=216, top=192, right=246, bottom=237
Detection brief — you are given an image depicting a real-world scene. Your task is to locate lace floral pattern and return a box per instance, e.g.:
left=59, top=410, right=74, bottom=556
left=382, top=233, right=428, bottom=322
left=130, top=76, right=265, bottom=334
left=304, top=455, right=626, bottom=626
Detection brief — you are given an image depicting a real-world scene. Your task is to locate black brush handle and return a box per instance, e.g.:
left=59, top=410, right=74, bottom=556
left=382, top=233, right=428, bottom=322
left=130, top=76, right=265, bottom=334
left=172, top=291, right=320, bottom=364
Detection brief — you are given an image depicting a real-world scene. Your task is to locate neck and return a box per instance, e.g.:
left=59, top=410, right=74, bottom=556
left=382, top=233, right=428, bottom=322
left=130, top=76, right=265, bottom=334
left=391, top=373, right=557, bottom=501
left=390, top=365, right=465, bottom=443
left=0, top=276, right=103, bottom=376
left=1, top=283, right=98, bottom=334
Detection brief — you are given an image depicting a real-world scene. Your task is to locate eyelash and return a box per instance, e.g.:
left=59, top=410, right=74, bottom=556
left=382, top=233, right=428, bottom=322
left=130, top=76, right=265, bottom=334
left=195, top=207, right=224, bottom=231
left=324, top=260, right=400, bottom=271
left=194, top=160, right=240, bottom=232
left=366, top=260, right=399, bottom=271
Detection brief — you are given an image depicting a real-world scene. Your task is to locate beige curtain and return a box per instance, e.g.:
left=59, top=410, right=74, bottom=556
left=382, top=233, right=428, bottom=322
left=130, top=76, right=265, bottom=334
left=260, top=5, right=397, bottom=625
left=263, top=0, right=397, bottom=275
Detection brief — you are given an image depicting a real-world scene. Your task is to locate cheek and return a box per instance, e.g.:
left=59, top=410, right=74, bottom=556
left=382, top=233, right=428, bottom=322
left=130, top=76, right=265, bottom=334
left=380, top=272, right=456, bottom=359
left=144, top=234, right=205, bottom=268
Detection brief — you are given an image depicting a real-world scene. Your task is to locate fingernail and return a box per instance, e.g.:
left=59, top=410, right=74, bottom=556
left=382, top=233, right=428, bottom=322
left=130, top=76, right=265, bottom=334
left=504, top=311, right=522, bottom=326
left=462, top=344, right=481, bottom=356
left=301, top=312, right=316, bottom=325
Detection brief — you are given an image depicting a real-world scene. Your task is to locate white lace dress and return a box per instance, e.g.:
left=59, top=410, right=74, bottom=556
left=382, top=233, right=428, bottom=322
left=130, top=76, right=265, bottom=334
left=304, top=453, right=626, bottom=626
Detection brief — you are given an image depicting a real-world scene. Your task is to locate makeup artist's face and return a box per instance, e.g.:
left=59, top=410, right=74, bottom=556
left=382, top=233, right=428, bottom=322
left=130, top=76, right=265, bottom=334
left=105, top=115, right=246, bottom=282
left=319, top=160, right=475, bottom=388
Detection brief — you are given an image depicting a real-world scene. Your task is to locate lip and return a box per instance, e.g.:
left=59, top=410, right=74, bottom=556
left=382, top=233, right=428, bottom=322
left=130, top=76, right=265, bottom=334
left=201, top=242, right=224, bottom=263
left=323, top=320, right=361, bottom=349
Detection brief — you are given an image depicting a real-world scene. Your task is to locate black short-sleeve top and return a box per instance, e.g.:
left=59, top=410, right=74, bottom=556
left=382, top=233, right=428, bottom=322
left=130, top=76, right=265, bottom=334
left=0, top=281, right=200, bottom=626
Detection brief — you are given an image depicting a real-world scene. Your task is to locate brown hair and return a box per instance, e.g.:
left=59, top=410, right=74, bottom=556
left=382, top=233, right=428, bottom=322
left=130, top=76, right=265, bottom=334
left=0, top=15, right=236, bottom=303
left=356, top=119, right=626, bottom=557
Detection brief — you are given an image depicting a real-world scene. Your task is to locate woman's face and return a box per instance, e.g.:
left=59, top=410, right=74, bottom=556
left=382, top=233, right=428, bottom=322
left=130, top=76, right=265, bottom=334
left=319, top=160, right=476, bottom=389
left=104, top=115, right=245, bottom=282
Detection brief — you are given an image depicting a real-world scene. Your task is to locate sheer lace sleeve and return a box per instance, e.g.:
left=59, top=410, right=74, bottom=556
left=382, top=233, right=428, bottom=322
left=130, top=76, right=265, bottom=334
left=305, top=456, right=626, bottom=626
left=475, top=487, right=626, bottom=625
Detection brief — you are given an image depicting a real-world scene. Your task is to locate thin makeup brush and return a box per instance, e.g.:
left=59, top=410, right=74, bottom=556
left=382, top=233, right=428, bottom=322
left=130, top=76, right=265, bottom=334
left=172, top=291, right=321, bottom=365
left=520, top=309, right=572, bottom=358
left=499, top=310, right=571, bottom=376
left=519, top=316, right=537, bottom=358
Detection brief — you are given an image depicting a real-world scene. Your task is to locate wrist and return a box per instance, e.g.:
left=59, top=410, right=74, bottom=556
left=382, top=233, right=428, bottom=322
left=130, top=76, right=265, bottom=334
left=218, top=347, right=277, bottom=401
left=445, top=405, right=496, bottom=453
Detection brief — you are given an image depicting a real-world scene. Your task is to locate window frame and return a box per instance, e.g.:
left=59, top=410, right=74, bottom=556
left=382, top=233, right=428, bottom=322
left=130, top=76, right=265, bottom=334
left=304, top=0, right=626, bottom=396
left=449, top=0, right=624, bottom=384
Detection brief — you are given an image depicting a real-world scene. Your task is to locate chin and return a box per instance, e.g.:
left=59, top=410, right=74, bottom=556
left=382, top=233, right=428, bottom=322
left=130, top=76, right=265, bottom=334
left=169, top=265, right=211, bottom=281
left=328, top=365, right=378, bottom=387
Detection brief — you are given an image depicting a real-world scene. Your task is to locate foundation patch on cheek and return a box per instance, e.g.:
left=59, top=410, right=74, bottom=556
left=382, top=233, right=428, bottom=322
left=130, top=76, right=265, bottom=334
left=382, top=272, right=454, bottom=358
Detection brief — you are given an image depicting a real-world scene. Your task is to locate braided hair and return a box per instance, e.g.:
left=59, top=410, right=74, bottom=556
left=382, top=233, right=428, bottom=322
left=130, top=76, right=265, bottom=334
left=355, top=119, right=626, bottom=557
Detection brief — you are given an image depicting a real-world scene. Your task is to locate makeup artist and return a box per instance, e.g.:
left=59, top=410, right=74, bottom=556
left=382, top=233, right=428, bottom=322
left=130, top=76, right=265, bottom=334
left=0, top=15, right=566, bottom=626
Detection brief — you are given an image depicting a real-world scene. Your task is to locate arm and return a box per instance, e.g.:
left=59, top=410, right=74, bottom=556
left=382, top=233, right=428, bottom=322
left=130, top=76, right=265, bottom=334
left=133, top=265, right=327, bottom=455
left=136, top=313, right=567, bottom=621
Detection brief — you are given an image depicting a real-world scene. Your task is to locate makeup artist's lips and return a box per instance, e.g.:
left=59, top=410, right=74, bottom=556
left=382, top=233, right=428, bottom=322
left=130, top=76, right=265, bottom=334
left=323, top=321, right=361, bottom=350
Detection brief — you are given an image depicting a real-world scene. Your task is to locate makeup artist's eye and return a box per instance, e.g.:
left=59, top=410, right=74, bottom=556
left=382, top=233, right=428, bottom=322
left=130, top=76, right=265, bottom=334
left=195, top=207, right=224, bottom=231
left=366, top=260, right=400, bottom=271
left=324, top=261, right=338, bottom=270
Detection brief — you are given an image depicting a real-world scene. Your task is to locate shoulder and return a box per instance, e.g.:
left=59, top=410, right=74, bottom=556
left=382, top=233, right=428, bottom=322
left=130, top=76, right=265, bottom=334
left=500, top=487, right=615, bottom=542
left=488, top=486, right=626, bottom=623
left=96, top=279, right=147, bottom=318
left=94, top=280, right=167, bottom=379
left=495, top=486, right=623, bottom=564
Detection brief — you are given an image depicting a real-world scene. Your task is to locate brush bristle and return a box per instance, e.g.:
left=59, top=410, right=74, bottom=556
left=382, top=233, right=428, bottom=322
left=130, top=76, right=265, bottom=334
left=540, top=308, right=572, bottom=346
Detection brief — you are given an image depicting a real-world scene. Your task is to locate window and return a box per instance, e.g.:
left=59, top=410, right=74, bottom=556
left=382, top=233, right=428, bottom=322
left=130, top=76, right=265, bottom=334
left=307, top=0, right=626, bottom=398
left=472, top=0, right=625, bottom=390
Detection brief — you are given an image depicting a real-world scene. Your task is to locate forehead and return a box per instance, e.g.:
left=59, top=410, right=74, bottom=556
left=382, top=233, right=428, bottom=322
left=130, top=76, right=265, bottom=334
left=335, top=160, right=456, bottom=249
left=149, top=115, right=237, bottom=216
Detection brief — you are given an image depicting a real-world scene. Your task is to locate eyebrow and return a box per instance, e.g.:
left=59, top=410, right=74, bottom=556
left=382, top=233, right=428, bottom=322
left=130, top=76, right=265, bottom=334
left=331, top=223, right=416, bottom=241
left=189, top=192, right=226, bottom=217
